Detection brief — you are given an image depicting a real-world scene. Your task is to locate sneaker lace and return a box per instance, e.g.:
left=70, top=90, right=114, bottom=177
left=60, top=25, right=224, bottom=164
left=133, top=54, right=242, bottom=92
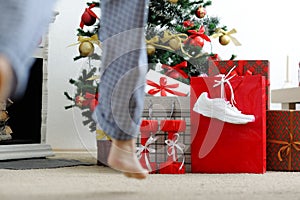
left=213, top=66, right=237, bottom=105
left=223, top=99, right=241, bottom=113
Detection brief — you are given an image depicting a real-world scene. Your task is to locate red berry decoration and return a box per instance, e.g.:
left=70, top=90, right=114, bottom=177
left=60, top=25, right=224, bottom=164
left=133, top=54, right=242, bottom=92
left=195, top=6, right=206, bottom=19
left=183, top=20, right=194, bottom=28
left=80, top=4, right=99, bottom=28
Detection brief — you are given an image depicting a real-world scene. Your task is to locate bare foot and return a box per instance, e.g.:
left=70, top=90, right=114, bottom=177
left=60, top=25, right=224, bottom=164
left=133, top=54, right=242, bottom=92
left=107, top=138, right=148, bottom=179
left=0, top=55, right=14, bottom=101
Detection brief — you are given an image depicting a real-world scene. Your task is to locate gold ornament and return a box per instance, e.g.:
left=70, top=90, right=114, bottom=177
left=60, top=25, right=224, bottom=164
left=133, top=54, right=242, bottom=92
left=212, top=28, right=241, bottom=46
left=79, top=41, right=94, bottom=57
left=147, top=44, right=156, bottom=56
left=169, top=38, right=181, bottom=50
left=168, top=0, right=178, bottom=3
left=219, top=35, right=231, bottom=46
left=68, top=34, right=101, bottom=56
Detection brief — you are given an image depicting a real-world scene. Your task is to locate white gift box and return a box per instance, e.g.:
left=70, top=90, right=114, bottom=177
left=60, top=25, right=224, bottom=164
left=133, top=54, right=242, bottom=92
left=145, top=70, right=190, bottom=96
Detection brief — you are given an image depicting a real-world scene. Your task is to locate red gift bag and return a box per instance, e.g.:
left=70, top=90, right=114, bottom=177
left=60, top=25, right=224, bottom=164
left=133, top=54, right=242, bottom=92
left=190, top=74, right=266, bottom=173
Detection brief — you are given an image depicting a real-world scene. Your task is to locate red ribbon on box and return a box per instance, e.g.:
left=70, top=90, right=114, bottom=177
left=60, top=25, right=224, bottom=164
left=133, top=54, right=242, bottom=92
left=147, top=77, right=187, bottom=96
left=162, top=61, right=189, bottom=79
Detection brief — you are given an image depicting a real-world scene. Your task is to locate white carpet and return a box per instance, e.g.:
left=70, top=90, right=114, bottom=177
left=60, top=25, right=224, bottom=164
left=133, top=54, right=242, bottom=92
left=0, top=151, right=299, bottom=200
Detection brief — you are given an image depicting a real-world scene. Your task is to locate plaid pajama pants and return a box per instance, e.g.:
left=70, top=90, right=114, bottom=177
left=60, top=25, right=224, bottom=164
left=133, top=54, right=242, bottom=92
left=93, top=0, right=149, bottom=140
left=0, top=0, right=56, bottom=97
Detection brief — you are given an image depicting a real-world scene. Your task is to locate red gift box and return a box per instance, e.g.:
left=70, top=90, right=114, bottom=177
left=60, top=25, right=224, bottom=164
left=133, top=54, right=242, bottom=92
left=159, top=120, right=186, bottom=174
left=190, top=74, right=266, bottom=173
left=138, top=120, right=159, bottom=173
left=208, top=60, right=270, bottom=109
left=267, top=110, right=300, bottom=171
left=159, top=161, right=185, bottom=174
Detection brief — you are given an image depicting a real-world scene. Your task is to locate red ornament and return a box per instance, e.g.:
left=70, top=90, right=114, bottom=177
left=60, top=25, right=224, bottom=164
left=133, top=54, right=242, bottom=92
left=75, top=92, right=99, bottom=111
left=80, top=4, right=99, bottom=28
left=189, top=36, right=204, bottom=47
left=195, top=6, right=206, bottom=18
left=186, top=26, right=211, bottom=47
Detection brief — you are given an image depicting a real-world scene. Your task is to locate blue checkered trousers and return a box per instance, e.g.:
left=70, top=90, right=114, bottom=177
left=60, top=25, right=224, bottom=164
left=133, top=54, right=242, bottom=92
left=0, top=0, right=56, bottom=97
left=93, top=0, right=150, bottom=140
left=0, top=0, right=149, bottom=141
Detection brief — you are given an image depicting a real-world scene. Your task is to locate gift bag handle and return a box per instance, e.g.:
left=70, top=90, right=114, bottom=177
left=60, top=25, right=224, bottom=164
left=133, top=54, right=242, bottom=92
left=148, top=99, right=153, bottom=119
left=169, top=100, right=175, bottom=119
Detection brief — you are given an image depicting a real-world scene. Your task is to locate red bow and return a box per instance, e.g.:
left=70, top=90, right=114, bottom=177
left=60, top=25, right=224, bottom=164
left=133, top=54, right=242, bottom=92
left=229, top=64, right=253, bottom=77
left=147, top=77, right=187, bottom=96
left=80, top=4, right=99, bottom=29
left=187, top=26, right=211, bottom=42
left=229, top=62, right=270, bottom=87
left=162, top=61, right=189, bottom=79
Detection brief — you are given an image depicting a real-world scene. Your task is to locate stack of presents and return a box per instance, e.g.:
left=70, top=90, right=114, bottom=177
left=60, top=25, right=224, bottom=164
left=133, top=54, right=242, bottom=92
left=98, top=60, right=300, bottom=173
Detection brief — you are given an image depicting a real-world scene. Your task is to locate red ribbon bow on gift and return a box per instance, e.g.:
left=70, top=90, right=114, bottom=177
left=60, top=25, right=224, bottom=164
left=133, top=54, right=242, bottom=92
left=147, top=77, right=187, bottom=96
left=162, top=61, right=189, bottom=79
left=165, top=133, right=185, bottom=170
left=187, top=26, right=211, bottom=42
left=80, top=4, right=99, bottom=28
left=228, top=64, right=253, bottom=77
left=136, top=135, right=158, bottom=172
left=228, top=62, right=270, bottom=87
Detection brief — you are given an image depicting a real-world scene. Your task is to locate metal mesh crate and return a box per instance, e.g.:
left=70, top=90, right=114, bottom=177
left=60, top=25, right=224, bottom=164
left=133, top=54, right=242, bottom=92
left=137, top=96, right=191, bottom=173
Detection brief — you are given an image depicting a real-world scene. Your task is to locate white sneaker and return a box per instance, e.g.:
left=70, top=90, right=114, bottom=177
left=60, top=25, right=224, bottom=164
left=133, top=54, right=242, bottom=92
left=193, top=92, right=255, bottom=124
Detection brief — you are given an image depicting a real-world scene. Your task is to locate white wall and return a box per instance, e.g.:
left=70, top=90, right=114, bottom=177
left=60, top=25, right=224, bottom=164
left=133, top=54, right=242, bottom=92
left=208, top=0, right=300, bottom=91
left=46, top=0, right=300, bottom=150
left=47, top=0, right=98, bottom=150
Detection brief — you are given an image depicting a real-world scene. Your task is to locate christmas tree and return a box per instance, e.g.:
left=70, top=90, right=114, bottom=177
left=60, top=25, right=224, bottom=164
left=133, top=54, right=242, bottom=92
left=64, top=1, right=101, bottom=132
left=146, top=0, right=240, bottom=84
left=65, top=0, right=240, bottom=132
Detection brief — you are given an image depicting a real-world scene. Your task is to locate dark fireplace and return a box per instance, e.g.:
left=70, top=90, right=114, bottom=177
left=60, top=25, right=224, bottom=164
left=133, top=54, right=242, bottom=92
left=1, top=58, right=43, bottom=145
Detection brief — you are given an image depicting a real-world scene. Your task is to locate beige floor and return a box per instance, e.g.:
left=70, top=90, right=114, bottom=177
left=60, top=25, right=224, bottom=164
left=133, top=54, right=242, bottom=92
left=1, top=151, right=300, bottom=200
